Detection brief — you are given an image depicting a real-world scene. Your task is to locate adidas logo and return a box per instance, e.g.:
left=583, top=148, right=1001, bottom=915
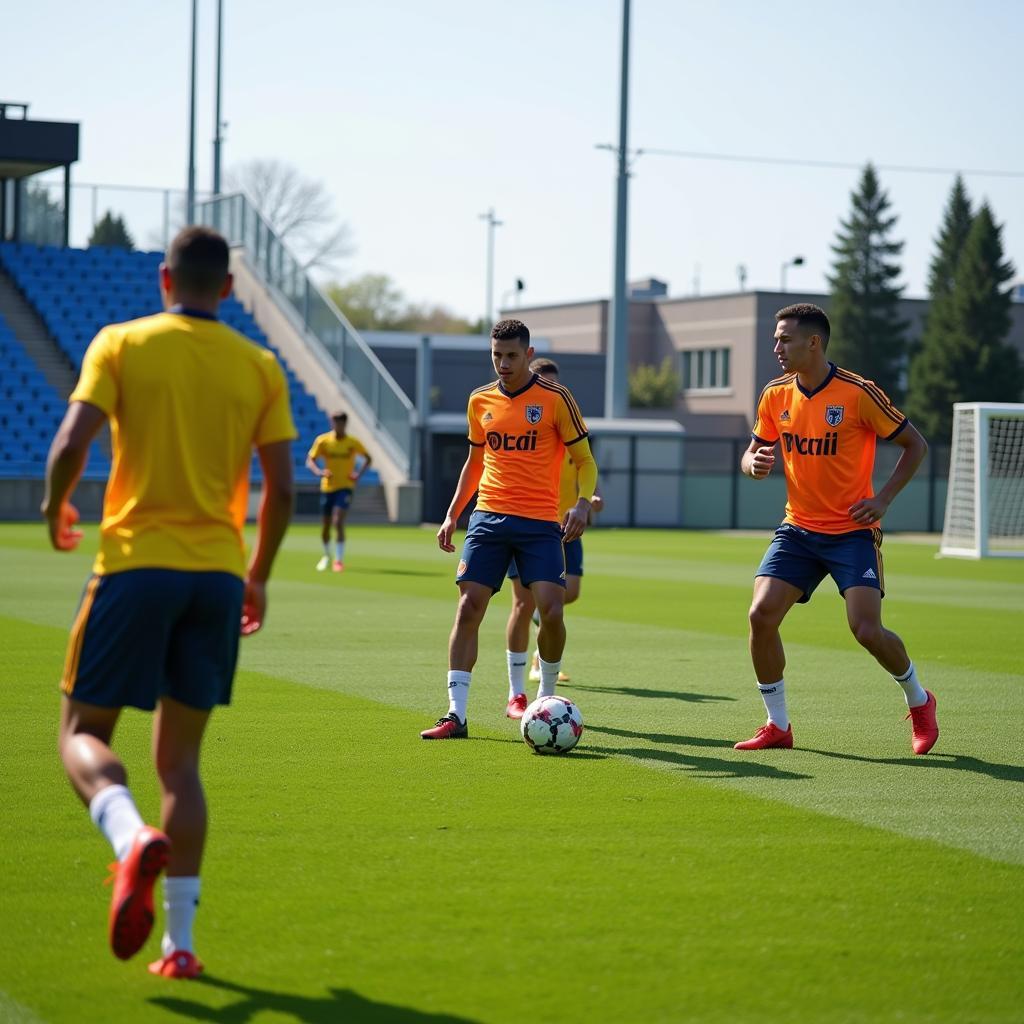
left=780, top=410, right=791, bottom=422
left=862, top=568, right=877, bottom=579
left=482, top=412, right=493, bottom=422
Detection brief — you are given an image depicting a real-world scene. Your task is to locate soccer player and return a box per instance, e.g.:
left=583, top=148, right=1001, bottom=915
left=421, top=319, right=598, bottom=739
left=734, top=302, right=938, bottom=754
left=305, top=411, right=371, bottom=572
left=43, top=226, right=295, bottom=978
left=504, top=357, right=604, bottom=718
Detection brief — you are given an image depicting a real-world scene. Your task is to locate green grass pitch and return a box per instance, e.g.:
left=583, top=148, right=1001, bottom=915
left=1, top=522, right=1022, bottom=1023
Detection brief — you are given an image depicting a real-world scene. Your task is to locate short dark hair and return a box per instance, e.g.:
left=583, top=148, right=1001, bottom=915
left=491, top=318, right=530, bottom=348
left=166, top=226, right=230, bottom=297
left=331, top=411, right=348, bottom=421
left=775, top=303, right=831, bottom=347
left=530, top=357, right=560, bottom=376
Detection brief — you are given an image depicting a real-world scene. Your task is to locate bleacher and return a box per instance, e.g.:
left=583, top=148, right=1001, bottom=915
left=0, top=242, right=362, bottom=486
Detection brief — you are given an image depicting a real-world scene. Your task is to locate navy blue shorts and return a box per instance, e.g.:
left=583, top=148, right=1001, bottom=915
left=508, top=538, right=583, bottom=580
left=61, top=569, right=245, bottom=711
left=457, top=511, right=566, bottom=593
left=321, top=488, right=353, bottom=515
left=756, top=523, right=884, bottom=603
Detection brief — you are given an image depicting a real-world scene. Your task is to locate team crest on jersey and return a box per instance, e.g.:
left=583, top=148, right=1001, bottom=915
left=825, top=405, right=845, bottom=427
left=525, top=405, right=543, bottom=424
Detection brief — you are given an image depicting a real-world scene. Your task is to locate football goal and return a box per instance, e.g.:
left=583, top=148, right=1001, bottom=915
left=940, top=402, right=1024, bottom=558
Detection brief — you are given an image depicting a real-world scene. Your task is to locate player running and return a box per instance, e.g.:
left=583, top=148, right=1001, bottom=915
left=422, top=319, right=598, bottom=739
left=734, top=302, right=938, bottom=754
left=306, top=411, right=371, bottom=572
left=43, top=226, right=295, bottom=977
left=504, top=357, right=603, bottom=719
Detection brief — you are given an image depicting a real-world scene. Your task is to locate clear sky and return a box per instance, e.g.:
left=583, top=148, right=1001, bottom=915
left=6, top=0, right=1023, bottom=320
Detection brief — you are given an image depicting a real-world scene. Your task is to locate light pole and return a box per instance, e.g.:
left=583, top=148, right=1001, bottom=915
left=186, top=0, right=198, bottom=224
left=780, top=255, right=805, bottom=292
left=479, top=207, right=502, bottom=329
left=212, top=0, right=224, bottom=198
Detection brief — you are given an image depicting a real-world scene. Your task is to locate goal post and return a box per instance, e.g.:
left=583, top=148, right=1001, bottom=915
left=940, top=402, right=1024, bottom=558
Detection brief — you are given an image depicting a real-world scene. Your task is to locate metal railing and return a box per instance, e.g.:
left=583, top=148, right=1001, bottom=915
left=196, top=192, right=415, bottom=472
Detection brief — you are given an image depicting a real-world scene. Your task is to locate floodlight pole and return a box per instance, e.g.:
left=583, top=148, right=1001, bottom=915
left=186, top=0, right=198, bottom=224
left=605, top=0, right=632, bottom=420
left=213, top=0, right=224, bottom=197
left=479, top=207, right=502, bottom=329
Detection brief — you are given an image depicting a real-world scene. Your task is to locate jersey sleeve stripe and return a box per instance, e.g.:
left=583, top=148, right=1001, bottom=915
left=536, top=378, right=588, bottom=437
left=756, top=372, right=796, bottom=402
left=834, top=370, right=903, bottom=420
left=469, top=381, right=499, bottom=396
left=885, top=418, right=908, bottom=441
left=751, top=432, right=773, bottom=446
left=565, top=432, right=589, bottom=446
left=467, top=438, right=485, bottom=447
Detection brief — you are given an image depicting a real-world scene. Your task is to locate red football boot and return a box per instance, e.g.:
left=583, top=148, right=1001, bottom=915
left=906, top=690, right=939, bottom=754
left=420, top=713, right=468, bottom=739
left=506, top=694, right=528, bottom=719
left=106, top=826, right=170, bottom=960
left=734, top=722, right=794, bottom=750
left=148, top=950, right=204, bottom=979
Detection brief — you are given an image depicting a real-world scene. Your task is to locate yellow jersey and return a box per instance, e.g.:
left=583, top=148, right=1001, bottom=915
left=308, top=432, right=369, bottom=493
left=468, top=373, right=592, bottom=523
left=70, top=310, right=297, bottom=577
left=752, top=363, right=908, bottom=534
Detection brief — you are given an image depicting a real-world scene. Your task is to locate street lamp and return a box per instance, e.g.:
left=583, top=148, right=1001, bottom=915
left=780, top=255, right=805, bottom=292
left=479, top=208, right=502, bottom=329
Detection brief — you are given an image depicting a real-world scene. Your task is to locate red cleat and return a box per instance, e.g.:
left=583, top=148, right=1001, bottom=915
left=420, top=713, right=468, bottom=739
left=506, top=693, right=528, bottom=719
left=734, top=721, right=793, bottom=750
left=148, top=950, right=204, bottom=979
left=906, top=690, right=939, bottom=754
left=332, top=560, right=344, bottom=573
left=106, top=826, right=170, bottom=960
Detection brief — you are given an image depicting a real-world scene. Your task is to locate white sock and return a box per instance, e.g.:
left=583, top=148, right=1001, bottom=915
left=537, top=657, right=561, bottom=698
left=89, top=784, right=144, bottom=862
left=757, top=679, right=789, bottom=731
left=161, top=876, right=201, bottom=956
left=447, top=670, right=471, bottom=722
left=893, top=662, right=927, bottom=708
left=335, top=541, right=345, bottom=562
left=322, top=541, right=330, bottom=556
left=507, top=651, right=527, bottom=699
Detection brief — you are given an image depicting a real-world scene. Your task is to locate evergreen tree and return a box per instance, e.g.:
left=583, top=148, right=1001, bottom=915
left=88, top=211, right=134, bottom=250
left=827, top=164, right=908, bottom=400
left=907, top=204, right=1022, bottom=440
left=906, top=177, right=972, bottom=431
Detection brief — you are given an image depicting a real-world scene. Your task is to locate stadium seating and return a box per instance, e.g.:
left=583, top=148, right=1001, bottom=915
left=0, top=242, right=367, bottom=486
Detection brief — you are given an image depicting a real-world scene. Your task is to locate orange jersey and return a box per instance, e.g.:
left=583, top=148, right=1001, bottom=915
left=752, top=363, right=908, bottom=534
left=468, top=374, right=589, bottom=522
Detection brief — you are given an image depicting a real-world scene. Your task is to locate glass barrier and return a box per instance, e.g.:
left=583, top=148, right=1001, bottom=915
left=197, top=192, right=414, bottom=468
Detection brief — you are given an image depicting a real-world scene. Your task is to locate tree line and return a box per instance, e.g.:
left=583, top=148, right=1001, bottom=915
left=828, top=166, right=1021, bottom=440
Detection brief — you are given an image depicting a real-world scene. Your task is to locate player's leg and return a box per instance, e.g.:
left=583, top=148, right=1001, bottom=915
left=317, top=493, right=333, bottom=570
left=59, top=571, right=174, bottom=960
left=150, top=696, right=211, bottom=977
left=504, top=570, right=533, bottom=718
left=736, top=526, right=827, bottom=750
left=422, top=512, right=507, bottom=738
left=844, top=586, right=938, bottom=754
left=529, top=581, right=566, bottom=697
left=148, top=570, right=243, bottom=977
left=332, top=503, right=347, bottom=571
left=564, top=573, right=582, bottom=606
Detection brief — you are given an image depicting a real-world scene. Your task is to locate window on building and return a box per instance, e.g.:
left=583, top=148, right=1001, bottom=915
left=681, top=347, right=731, bottom=390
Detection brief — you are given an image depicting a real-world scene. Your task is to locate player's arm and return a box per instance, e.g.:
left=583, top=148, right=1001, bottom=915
left=351, top=446, right=373, bottom=482
left=849, top=422, right=928, bottom=525
left=562, top=436, right=597, bottom=543
left=437, top=444, right=485, bottom=552
left=741, top=437, right=777, bottom=479
left=305, top=447, right=330, bottom=480
left=41, top=400, right=107, bottom=551
left=242, top=439, right=295, bottom=636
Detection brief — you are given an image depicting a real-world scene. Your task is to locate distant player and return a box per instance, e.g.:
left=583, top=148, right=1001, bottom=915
left=306, top=411, right=371, bottom=572
left=504, top=357, right=604, bottom=719
left=43, top=226, right=295, bottom=977
left=422, top=319, right=598, bottom=739
left=734, top=302, right=938, bottom=754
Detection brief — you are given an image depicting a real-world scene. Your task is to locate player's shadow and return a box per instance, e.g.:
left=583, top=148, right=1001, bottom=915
left=803, top=749, right=1024, bottom=783
left=588, top=724, right=734, bottom=749
left=568, top=684, right=736, bottom=703
left=150, top=974, right=481, bottom=1023
left=470, top=735, right=608, bottom=759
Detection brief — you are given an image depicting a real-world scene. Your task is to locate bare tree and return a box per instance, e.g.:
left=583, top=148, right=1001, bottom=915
left=227, top=159, right=354, bottom=273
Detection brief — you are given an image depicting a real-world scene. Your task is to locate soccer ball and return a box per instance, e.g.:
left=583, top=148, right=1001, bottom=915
left=520, top=695, right=584, bottom=755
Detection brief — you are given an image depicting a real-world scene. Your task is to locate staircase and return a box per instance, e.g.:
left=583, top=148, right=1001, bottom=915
left=0, top=268, right=78, bottom=399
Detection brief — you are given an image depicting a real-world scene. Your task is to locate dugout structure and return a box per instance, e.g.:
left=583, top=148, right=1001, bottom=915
left=940, top=403, right=1024, bottom=558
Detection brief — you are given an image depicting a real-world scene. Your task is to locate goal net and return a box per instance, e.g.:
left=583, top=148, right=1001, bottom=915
left=940, top=403, right=1024, bottom=558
